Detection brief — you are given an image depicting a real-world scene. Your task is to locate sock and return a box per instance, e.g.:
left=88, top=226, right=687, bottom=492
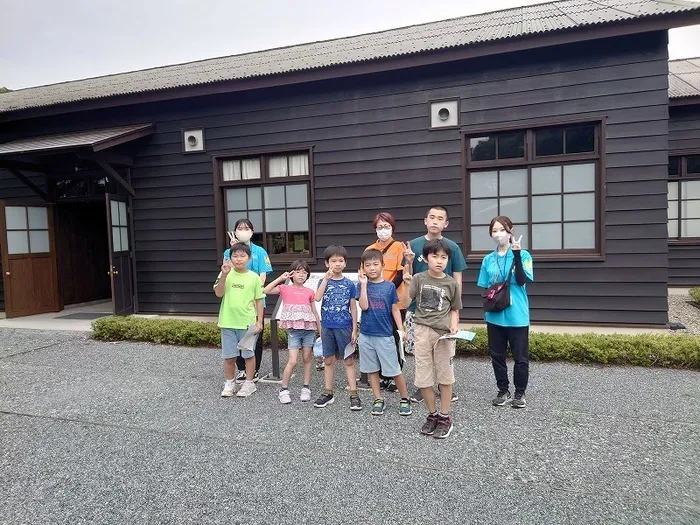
left=225, top=378, right=235, bottom=384
left=280, top=386, right=289, bottom=391
left=303, top=384, right=310, bottom=389
left=324, top=389, right=334, bottom=396
left=401, top=397, right=409, bottom=402
left=429, top=411, right=438, bottom=417
left=438, top=412, right=450, bottom=420
left=349, top=390, right=358, bottom=397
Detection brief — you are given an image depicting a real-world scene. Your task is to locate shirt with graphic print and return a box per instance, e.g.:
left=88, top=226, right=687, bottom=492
left=408, top=271, right=462, bottom=333
left=359, top=280, right=399, bottom=337
left=223, top=242, right=272, bottom=306
left=318, top=277, right=357, bottom=329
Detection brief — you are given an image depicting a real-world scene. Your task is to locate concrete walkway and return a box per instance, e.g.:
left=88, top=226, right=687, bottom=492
left=0, top=329, right=698, bottom=524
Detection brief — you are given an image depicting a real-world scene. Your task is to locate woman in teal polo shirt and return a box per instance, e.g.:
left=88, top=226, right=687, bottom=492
left=477, top=215, right=534, bottom=409
left=224, top=218, right=273, bottom=382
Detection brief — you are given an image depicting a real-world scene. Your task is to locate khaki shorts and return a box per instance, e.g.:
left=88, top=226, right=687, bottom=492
left=413, top=323, right=456, bottom=388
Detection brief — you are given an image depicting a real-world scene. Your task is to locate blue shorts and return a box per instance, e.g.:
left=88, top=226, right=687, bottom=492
left=221, top=328, right=255, bottom=360
left=359, top=333, right=401, bottom=377
left=322, top=326, right=352, bottom=359
left=287, top=328, right=316, bottom=349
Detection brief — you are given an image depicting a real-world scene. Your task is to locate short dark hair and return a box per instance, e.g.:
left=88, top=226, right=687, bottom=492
left=423, top=239, right=452, bottom=259
left=372, top=211, right=397, bottom=232
left=288, top=260, right=311, bottom=282
left=426, top=205, right=449, bottom=220
left=234, top=218, right=255, bottom=231
left=323, top=244, right=348, bottom=262
left=229, top=242, right=251, bottom=257
left=361, top=248, right=383, bottom=265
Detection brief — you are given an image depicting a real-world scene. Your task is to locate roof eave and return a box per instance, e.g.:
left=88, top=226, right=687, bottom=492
left=2, top=10, right=700, bottom=124
left=670, top=95, right=700, bottom=107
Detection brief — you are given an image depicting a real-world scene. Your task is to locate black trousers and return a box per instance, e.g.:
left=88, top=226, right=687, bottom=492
left=237, top=319, right=264, bottom=374
left=487, top=322, right=529, bottom=395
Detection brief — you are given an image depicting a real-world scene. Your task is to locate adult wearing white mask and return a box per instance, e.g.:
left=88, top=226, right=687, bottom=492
left=364, top=212, right=406, bottom=391
left=477, top=215, right=534, bottom=409
left=223, top=218, right=273, bottom=385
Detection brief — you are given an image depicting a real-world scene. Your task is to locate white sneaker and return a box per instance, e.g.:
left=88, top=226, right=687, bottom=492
left=300, top=387, right=311, bottom=402
left=236, top=381, right=257, bottom=397
left=278, top=389, right=292, bottom=404
left=221, top=380, right=236, bottom=397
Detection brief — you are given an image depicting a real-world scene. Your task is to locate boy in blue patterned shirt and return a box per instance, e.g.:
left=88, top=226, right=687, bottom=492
left=313, top=245, right=361, bottom=410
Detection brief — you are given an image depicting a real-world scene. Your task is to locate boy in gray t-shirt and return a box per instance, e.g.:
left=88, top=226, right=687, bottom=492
left=402, top=239, right=462, bottom=439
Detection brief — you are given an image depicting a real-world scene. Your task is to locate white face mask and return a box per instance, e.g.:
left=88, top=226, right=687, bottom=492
left=492, top=231, right=511, bottom=247
left=376, top=228, right=392, bottom=242
left=235, top=230, right=253, bottom=243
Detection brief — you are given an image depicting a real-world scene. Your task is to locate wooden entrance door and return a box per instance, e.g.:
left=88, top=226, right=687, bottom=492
left=0, top=202, right=60, bottom=318
left=106, top=194, right=135, bottom=315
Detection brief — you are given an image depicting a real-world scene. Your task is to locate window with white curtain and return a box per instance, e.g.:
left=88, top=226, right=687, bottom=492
left=467, top=123, right=601, bottom=254
left=220, top=151, right=312, bottom=259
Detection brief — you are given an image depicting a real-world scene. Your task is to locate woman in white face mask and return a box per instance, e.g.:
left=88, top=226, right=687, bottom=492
left=476, top=215, right=534, bottom=409
left=364, top=212, right=407, bottom=391
left=222, top=218, right=273, bottom=384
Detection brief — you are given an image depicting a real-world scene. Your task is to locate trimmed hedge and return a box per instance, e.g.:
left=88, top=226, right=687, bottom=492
left=690, top=287, right=700, bottom=304
left=91, top=316, right=700, bottom=370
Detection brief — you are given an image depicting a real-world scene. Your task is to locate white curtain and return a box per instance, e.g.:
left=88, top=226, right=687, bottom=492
left=222, top=160, right=241, bottom=181
left=289, top=154, right=309, bottom=176
left=242, top=158, right=261, bottom=179
left=269, top=156, right=288, bottom=178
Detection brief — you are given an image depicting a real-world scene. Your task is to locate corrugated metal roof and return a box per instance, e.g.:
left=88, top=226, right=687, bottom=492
left=1, top=0, right=699, bottom=114
left=0, top=124, right=153, bottom=156
left=669, top=57, right=700, bottom=98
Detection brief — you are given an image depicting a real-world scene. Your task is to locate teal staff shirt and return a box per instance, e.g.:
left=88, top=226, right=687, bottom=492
left=477, top=248, right=534, bottom=327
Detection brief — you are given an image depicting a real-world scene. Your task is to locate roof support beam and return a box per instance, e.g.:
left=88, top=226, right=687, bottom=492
left=0, top=159, right=47, bottom=172
left=94, top=157, right=135, bottom=197
left=5, top=168, right=47, bottom=200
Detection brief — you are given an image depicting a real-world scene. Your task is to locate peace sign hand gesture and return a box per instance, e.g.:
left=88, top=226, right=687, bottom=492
left=512, top=235, right=523, bottom=251
left=227, top=231, right=236, bottom=247
left=402, top=241, right=415, bottom=265
left=357, top=270, right=368, bottom=285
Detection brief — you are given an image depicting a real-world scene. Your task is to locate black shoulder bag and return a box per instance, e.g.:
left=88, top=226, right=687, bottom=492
left=482, top=261, right=514, bottom=313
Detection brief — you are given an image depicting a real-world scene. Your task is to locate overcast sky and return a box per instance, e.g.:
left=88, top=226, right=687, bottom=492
left=1, top=0, right=699, bottom=90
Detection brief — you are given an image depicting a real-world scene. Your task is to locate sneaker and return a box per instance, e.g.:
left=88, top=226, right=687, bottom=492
left=410, top=389, right=424, bottom=403
left=314, top=393, right=335, bottom=408
left=379, top=379, right=389, bottom=391
left=251, top=372, right=260, bottom=383
left=350, top=396, right=363, bottom=411
left=220, top=380, right=237, bottom=397
left=420, top=413, right=439, bottom=435
left=278, top=389, right=291, bottom=404
left=316, top=359, right=325, bottom=371
left=371, top=398, right=386, bottom=415
left=399, top=398, right=412, bottom=416
left=386, top=380, right=398, bottom=393
left=437, top=385, right=458, bottom=402
left=511, top=392, right=526, bottom=408
left=234, top=370, right=246, bottom=384
left=492, top=390, right=512, bottom=406
left=236, top=381, right=257, bottom=397
left=433, top=416, right=454, bottom=439
left=300, top=387, right=312, bottom=402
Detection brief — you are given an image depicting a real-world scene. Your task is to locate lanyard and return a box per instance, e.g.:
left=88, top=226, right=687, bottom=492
left=494, top=249, right=511, bottom=282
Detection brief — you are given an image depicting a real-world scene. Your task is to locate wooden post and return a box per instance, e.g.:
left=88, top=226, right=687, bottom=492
left=269, top=318, right=281, bottom=380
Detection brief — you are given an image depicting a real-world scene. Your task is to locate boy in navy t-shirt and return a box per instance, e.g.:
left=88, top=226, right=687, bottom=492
left=313, top=245, right=361, bottom=410
left=358, top=249, right=412, bottom=416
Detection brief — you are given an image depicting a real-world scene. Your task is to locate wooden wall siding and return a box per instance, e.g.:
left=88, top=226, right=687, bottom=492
left=668, top=105, right=700, bottom=286
left=0, top=169, right=47, bottom=311
left=0, top=32, right=670, bottom=324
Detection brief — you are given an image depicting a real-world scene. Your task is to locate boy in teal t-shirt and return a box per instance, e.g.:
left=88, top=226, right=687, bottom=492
left=214, top=243, right=264, bottom=398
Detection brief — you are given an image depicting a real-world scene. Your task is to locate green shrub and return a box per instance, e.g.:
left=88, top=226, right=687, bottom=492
left=92, top=316, right=288, bottom=347
left=690, top=287, right=700, bottom=304
left=91, top=316, right=700, bottom=370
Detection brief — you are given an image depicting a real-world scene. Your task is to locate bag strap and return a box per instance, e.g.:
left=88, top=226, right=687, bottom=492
left=380, top=240, right=399, bottom=255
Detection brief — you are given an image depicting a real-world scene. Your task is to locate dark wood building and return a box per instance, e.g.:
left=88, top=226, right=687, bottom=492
left=1, top=0, right=699, bottom=326
left=668, top=57, right=700, bottom=286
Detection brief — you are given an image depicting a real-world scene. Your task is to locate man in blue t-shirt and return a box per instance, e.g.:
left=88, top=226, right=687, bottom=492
left=403, top=206, right=467, bottom=403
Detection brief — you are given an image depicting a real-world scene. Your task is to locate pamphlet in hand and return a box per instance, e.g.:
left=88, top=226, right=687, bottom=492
left=237, top=324, right=260, bottom=352
left=313, top=337, right=323, bottom=358
left=397, top=330, right=406, bottom=365
left=343, top=342, right=357, bottom=360
left=438, top=330, right=476, bottom=342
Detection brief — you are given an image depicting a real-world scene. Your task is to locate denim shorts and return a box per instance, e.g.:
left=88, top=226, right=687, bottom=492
left=287, top=328, right=316, bottom=349
left=221, top=328, right=255, bottom=360
left=359, top=333, right=401, bottom=377
left=321, top=326, right=352, bottom=358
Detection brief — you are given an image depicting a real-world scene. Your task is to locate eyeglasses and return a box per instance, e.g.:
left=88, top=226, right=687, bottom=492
left=376, top=225, right=392, bottom=231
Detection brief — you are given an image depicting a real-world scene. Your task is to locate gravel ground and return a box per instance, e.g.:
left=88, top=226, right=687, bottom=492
left=1, top=328, right=699, bottom=525
left=668, top=294, right=700, bottom=335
